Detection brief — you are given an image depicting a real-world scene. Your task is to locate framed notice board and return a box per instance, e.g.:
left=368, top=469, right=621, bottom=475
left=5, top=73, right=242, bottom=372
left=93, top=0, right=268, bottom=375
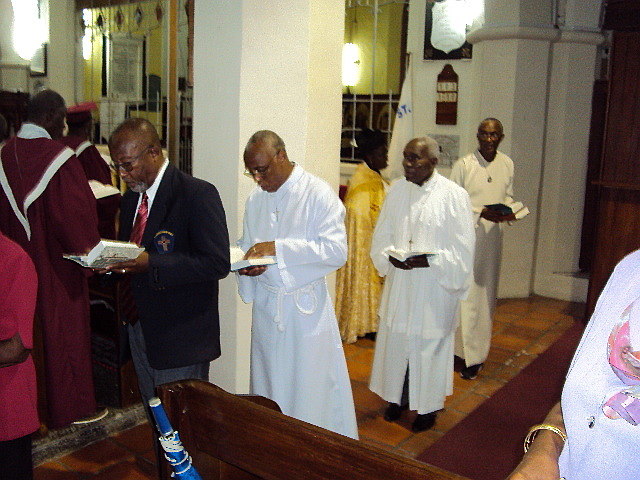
left=106, top=34, right=144, bottom=101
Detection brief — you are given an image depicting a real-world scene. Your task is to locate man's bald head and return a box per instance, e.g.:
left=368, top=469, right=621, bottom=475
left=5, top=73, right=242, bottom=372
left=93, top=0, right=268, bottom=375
left=109, top=117, right=162, bottom=151
left=402, top=137, right=439, bottom=186
left=243, top=130, right=293, bottom=193
left=109, top=118, right=165, bottom=193
left=244, top=130, right=286, bottom=156
left=477, top=118, right=504, bottom=161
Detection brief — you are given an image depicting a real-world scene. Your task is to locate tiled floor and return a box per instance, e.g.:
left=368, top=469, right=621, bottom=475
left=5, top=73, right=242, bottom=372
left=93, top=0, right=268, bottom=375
left=34, top=295, right=584, bottom=479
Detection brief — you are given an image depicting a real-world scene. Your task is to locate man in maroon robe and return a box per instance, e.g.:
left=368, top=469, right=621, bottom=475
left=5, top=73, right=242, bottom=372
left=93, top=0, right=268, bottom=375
left=60, top=102, right=120, bottom=239
left=0, top=89, right=101, bottom=429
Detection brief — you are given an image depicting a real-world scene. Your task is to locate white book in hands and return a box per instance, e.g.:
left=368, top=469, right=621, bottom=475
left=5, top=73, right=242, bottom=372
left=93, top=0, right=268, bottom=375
left=88, top=180, right=121, bottom=199
left=508, top=201, right=530, bottom=220
left=230, top=246, right=276, bottom=272
left=63, top=239, right=144, bottom=268
left=385, top=248, right=437, bottom=262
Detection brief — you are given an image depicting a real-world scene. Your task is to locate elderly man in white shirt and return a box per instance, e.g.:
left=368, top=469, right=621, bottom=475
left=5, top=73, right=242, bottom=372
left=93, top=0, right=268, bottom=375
left=369, top=136, right=475, bottom=432
left=236, top=130, right=358, bottom=439
left=450, top=118, right=516, bottom=380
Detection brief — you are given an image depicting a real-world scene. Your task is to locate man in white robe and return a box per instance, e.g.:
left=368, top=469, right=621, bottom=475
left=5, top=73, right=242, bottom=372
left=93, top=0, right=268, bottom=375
left=369, top=137, right=474, bottom=432
left=236, top=130, right=358, bottom=439
left=450, top=118, right=515, bottom=380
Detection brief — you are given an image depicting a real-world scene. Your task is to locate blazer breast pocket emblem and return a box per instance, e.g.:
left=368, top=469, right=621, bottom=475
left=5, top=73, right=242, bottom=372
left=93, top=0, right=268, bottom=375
left=154, top=231, right=175, bottom=254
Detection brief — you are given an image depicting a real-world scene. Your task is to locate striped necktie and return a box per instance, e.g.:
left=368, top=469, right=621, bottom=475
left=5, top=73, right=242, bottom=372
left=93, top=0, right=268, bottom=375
left=130, top=193, right=149, bottom=245
left=120, top=192, right=149, bottom=324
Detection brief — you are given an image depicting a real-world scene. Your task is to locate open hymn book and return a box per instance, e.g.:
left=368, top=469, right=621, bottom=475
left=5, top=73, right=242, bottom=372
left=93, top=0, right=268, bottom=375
left=230, top=246, right=276, bottom=272
left=385, top=248, right=438, bottom=262
left=88, top=180, right=121, bottom=199
left=63, top=240, right=144, bottom=268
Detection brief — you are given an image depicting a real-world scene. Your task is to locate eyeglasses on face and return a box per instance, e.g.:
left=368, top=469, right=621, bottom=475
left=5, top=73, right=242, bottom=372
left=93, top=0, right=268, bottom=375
left=477, top=131, right=502, bottom=140
left=111, top=146, right=152, bottom=173
left=243, top=150, right=281, bottom=179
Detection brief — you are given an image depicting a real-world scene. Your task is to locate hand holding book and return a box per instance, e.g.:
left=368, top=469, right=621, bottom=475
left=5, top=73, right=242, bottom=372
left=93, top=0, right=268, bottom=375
left=482, top=201, right=529, bottom=223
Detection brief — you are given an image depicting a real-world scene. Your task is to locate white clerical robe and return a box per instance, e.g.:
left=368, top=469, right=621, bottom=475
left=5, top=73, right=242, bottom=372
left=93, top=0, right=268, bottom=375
left=369, top=172, right=475, bottom=414
left=237, top=165, right=358, bottom=439
left=449, top=150, right=514, bottom=367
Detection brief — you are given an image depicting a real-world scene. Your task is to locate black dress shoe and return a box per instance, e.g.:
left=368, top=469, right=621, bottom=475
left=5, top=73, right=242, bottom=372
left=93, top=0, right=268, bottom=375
left=412, top=412, right=436, bottom=432
left=460, top=363, right=484, bottom=380
left=383, top=402, right=408, bottom=422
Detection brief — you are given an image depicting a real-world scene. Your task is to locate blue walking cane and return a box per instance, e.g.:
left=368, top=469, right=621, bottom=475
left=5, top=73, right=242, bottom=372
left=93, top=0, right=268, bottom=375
left=149, top=397, right=203, bottom=479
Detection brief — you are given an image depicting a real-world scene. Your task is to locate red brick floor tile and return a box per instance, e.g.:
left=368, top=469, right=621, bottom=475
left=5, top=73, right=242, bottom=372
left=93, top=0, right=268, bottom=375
left=473, top=377, right=506, bottom=397
left=511, top=314, right=558, bottom=331
left=491, top=319, right=509, bottom=334
left=452, top=373, right=476, bottom=392
left=90, top=459, right=155, bottom=479
left=486, top=345, right=515, bottom=364
left=57, top=438, right=133, bottom=474
left=491, top=332, right=531, bottom=352
left=450, top=392, right=488, bottom=414
left=501, top=323, right=544, bottom=340
left=135, top=454, right=159, bottom=479
left=110, top=422, right=154, bottom=454
left=358, top=415, right=412, bottom=446
left=396, top=429, right=443, bottom=457
left=444, top=389, right=469, bottom=409
left=432, top=409, right=465, bottom=433
left=489, top=363, right=523, bottom=382
left=346, top=356, right=373, bottom=383
left=495, top=299, right=534, bottom=316
left=34, top=461, right=83, bottom=480
left=351, top=380, right=386, bottom=413
left=480, top=360, right=504, bottom=377
left=350, top=345, right=375, bottom=365
left=506, top=352, right=537, bottom=369
left=342, top=342, right=360, bottom=359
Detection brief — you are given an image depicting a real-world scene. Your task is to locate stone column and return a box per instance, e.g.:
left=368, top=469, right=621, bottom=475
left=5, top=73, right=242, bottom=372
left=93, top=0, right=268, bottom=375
left=467, top=0, right=603, bottom=299
left=192, top=0, right=344, bottom=392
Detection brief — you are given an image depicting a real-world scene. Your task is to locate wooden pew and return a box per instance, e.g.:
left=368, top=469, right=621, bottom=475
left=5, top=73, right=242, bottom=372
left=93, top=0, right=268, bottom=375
left=157, top=380, right=469, bottom=480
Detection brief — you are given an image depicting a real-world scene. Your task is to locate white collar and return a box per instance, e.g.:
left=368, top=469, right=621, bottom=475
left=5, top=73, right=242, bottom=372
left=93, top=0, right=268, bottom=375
left=138, top=159, right=169, bottom=209
left=17, top=123, right=52, bottom=140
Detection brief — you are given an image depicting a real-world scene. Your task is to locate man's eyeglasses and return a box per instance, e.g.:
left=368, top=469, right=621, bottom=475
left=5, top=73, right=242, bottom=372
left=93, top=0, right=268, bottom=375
left=111, top=146, right=152, bottom=173
left=243, top=150, right=281, bottom=179
left=244, top=164, right=271, bottom=179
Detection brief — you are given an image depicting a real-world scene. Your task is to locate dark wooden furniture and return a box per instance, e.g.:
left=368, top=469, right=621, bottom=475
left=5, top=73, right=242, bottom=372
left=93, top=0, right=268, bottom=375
left=89, top=278, right=140, bottom=408
left=0, top=90, right=29, bottom=136
left=585, top=2, right=640, bottom=316
left=157, top=380, right=469, bottom=480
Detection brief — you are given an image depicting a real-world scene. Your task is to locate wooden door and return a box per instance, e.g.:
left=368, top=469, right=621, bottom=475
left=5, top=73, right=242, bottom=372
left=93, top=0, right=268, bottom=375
left=586, top=30, right=640, bottom=315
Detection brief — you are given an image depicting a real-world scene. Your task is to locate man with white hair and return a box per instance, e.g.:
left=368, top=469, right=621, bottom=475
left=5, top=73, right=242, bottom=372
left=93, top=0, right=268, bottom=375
left=369, top=136, right=475, bottom=432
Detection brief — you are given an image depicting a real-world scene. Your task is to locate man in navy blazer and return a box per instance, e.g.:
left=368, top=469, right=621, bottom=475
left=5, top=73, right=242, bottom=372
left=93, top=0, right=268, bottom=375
left=105, top=117, right=229, bottom=404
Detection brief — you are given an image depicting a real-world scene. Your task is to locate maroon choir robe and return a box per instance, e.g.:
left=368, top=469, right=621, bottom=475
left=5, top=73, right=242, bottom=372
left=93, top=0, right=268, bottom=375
left=0, top=136, right=100, bottom=428
left=60, top=135, right=120, bottom=239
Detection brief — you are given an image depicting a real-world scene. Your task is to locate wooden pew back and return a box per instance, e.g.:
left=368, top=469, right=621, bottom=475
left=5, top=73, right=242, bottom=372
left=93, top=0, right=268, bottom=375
left=157, top=380, right=468, bottom=480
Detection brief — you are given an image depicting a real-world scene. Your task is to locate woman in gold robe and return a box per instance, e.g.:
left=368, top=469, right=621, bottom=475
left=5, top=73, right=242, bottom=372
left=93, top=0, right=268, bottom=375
left=336, top=129, right=388, bottom=343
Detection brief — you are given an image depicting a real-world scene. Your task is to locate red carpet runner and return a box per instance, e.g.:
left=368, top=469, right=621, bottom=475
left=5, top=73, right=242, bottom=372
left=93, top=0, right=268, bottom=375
left=417, top=321, right=584, bottom=480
